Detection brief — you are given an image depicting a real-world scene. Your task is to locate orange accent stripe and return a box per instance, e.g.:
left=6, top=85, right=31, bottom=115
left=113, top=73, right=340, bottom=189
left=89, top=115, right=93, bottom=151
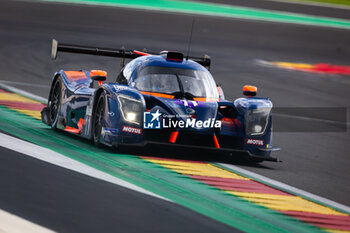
left=169, top=131, right=179, bottom=143
left=64, top=118, right=86, bottom=134
left=77, top=118, right=86, bottom=130
left=140, top=92, right=218, bottom=102
left=133, top=50, right=150, bottom=56
left=64, top=71, right=87, bottom=81
left=193, top=97, right=219, bottom=102
left=140, top=91, right=175, bottom=99
left=217, top=86, right=222, bottom=96
left=64, top=126, right=80, bottom=134
left=213, top=134, right=220, bottom=148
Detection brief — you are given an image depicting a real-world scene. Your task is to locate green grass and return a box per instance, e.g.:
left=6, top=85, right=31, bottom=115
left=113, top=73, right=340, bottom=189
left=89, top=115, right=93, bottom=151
left=295, top=0, right=350, bottom=6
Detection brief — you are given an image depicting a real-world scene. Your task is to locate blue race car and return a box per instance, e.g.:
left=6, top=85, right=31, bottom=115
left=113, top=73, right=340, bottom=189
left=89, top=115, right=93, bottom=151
left=41, top=39, right=280, bottom=162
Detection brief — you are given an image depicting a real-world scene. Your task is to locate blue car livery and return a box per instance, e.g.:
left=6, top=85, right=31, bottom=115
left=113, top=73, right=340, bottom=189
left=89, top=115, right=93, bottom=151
left=41, top=39, right=280, bottom=162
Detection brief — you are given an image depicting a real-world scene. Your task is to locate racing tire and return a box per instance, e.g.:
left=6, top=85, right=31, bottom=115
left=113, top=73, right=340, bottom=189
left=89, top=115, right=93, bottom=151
left=92, top=92, right=106, bottom=146
left=48, top=78, right=62, bottom=129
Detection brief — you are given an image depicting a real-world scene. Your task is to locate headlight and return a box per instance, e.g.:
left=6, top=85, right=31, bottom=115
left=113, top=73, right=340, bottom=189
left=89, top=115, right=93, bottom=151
left=246, top=108, right=271, bottom=135
left=126, top=112, right=137, bottom=121
left=117, top=95, right=143, bottom=125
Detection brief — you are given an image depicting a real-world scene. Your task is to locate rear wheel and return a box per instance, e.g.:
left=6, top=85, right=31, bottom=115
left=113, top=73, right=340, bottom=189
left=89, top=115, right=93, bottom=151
left=92, top=93, right=106, bottom=145
left=48, top=78, right=62, bottom=129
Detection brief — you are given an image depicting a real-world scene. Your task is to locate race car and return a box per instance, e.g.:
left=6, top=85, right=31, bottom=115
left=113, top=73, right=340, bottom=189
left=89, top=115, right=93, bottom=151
left=41, top=39, right=280, bottom=162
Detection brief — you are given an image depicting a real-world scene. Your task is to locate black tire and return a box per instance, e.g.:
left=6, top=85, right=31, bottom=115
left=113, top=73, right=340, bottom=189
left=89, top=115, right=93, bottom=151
left=48, top=78, right=62, bottom=129
left=92, top=92, right=106, bottom=146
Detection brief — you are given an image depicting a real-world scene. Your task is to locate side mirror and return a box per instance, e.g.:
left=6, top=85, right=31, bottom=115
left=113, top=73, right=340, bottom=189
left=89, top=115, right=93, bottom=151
left=90, top=70, right=107, bottom=86
left=243, top=85, right=257, bottom=97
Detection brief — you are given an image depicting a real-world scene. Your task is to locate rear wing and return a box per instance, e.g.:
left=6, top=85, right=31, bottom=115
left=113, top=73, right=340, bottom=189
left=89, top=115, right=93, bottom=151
left=51, top=39, right=211, bottom=69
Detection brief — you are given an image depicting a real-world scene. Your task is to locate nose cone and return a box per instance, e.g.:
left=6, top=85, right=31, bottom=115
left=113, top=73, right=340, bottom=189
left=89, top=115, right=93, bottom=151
left=163, top=99, right=218, bottom=131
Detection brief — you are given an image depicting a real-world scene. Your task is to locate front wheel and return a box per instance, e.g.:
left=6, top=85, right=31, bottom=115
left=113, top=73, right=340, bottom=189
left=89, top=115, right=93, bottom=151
left=92, top=93, right=106, bottom=146
left=48, top=78, right=62, bottom=129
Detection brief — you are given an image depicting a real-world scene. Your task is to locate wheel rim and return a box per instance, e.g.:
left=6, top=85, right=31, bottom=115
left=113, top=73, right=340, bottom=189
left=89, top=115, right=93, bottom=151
left=93, top=95, right=104, bottom=142
left=49, top=80, right=61, bottom=123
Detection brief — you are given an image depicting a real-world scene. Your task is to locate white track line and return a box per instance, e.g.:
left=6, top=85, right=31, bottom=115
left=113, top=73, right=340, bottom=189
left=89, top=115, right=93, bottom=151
left=218, top=163, right=350, bottom=214
left=0, top=132, right=170, bottom=202
left=0, top=82, right=47, bottom=103
left=0, top=80, right=50, bottom=88
left=0, top=84, right=171, bottom=201
left=0, top=209, right=56, bottom=233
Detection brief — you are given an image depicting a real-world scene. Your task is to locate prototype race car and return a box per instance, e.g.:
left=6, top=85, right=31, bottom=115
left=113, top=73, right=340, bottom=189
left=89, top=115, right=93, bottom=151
left=41, top=39, right=280, bottom=162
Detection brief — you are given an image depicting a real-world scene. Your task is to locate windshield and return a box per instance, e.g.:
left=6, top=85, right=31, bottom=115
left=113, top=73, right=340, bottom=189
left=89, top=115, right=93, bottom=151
left=134, top=66, right=218, bottom=99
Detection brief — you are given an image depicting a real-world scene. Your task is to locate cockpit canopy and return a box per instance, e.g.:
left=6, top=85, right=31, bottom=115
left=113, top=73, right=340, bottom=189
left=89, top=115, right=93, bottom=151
left=133, top=66, right=219, bottom=99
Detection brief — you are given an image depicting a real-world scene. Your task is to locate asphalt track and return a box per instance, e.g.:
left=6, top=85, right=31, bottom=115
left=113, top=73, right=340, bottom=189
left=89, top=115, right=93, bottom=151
left=0, top=145, right=235, bottom=233
left=0, top=0, right=350, bottom=231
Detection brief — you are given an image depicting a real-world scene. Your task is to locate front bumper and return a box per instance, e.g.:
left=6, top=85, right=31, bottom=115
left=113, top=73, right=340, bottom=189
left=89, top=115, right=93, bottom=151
left=148, top=141, right=280, bottom=162
left=113, top=139, right=280, bottom=162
